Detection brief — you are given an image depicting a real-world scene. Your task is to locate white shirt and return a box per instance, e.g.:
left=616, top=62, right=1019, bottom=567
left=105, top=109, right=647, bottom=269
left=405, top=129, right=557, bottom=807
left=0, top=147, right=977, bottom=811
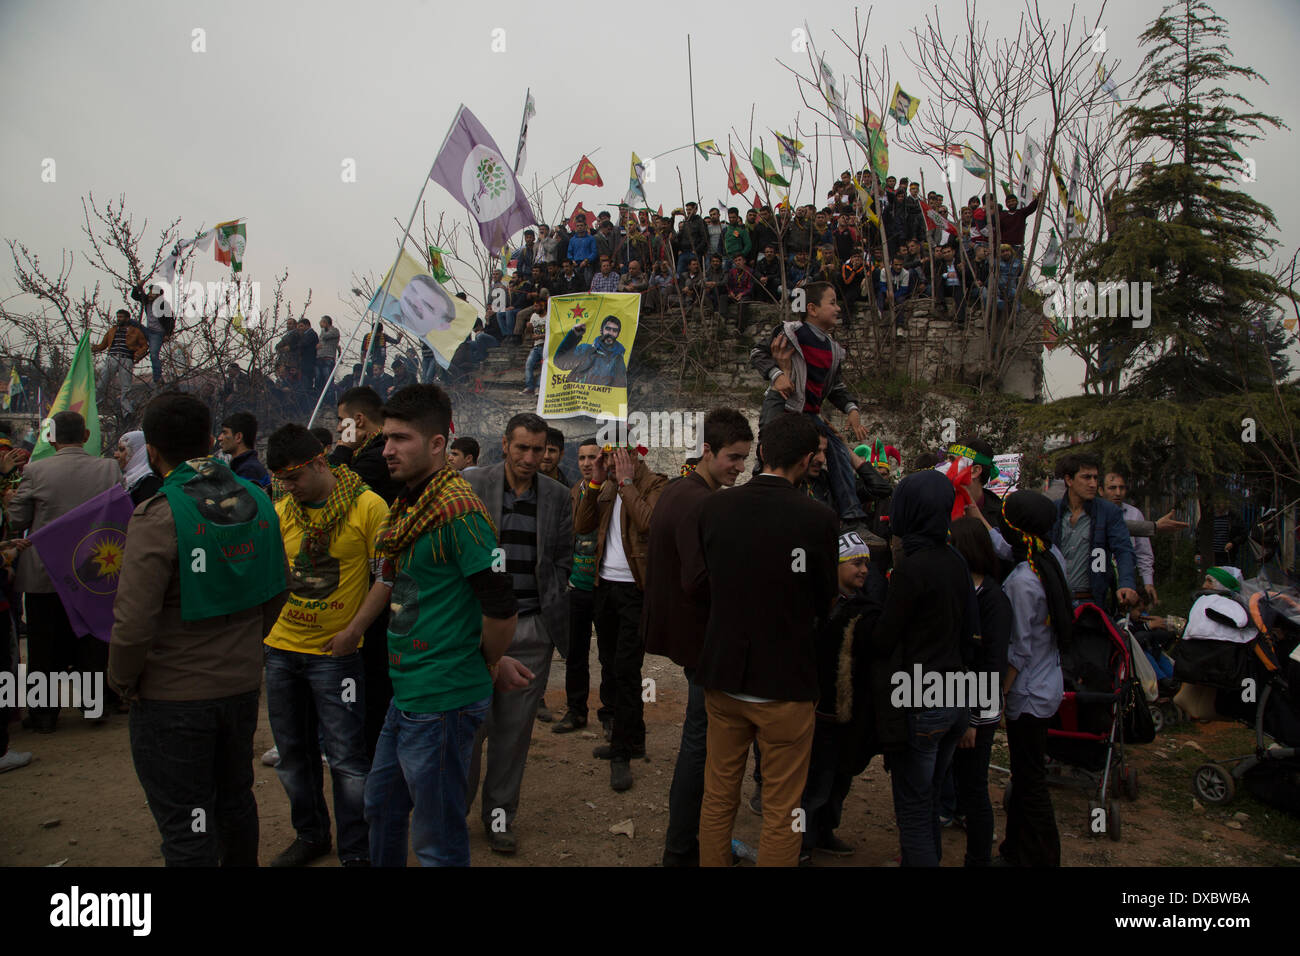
left=599, top=493, right=636, bottom=583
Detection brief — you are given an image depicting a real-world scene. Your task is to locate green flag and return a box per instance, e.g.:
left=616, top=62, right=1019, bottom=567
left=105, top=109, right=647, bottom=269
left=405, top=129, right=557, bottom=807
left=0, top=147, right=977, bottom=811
left=1041, top=229, right=1060, bottom=277
left=31, top=331, right=100, bottom=462
left=215, top=220, right=246, bottom=273
left=428, top=245, right=451, bottom=283
left=750, top=148, right=790, bottom=188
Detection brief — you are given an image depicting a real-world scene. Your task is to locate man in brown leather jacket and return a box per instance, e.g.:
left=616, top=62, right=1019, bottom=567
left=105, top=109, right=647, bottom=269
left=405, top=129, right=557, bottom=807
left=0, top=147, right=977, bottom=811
left=572, top=444, right=667, bottom=791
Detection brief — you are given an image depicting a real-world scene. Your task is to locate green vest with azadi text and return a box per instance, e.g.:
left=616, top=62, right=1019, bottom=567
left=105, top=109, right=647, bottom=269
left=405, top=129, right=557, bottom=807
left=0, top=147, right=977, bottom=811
left=158, top=457, right=286, bottom=621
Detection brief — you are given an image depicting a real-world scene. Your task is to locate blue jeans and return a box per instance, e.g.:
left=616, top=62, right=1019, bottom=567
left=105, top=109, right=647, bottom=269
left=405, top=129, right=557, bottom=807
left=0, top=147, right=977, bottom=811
left=807, top=413, right=867, bottom=521
left=889, top=705, right=968, bottom=866
left=524, top=343, right=544, bottom=391
left=145, top=328, right=166, bottom=383
left=128, top=689, right=260, bottom=866
left=663, top=671, right=708, bottom=864
left=496, top=310, right=518, bottom=338
left=364, top=695, right=490, bottom=866
left=264, top=647, right=370, bottom=863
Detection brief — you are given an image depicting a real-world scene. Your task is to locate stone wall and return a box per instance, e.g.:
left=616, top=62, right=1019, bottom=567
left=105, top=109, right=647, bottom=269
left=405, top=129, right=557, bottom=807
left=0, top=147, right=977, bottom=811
left=451, top=296, right=1044, bottom=477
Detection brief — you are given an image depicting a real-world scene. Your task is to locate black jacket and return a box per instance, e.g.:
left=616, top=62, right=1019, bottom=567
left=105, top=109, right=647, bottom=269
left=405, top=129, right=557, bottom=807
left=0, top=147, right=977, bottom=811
left=329, top=433, right=402, bottom=504
left=689, top=474, right=839, bottom=700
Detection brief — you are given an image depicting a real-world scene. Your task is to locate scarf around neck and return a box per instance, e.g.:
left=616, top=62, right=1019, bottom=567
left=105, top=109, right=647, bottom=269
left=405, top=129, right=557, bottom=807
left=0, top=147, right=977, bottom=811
left=279, top=464, right=368, bottom=555
left=375, top=465, right=495, bottom=561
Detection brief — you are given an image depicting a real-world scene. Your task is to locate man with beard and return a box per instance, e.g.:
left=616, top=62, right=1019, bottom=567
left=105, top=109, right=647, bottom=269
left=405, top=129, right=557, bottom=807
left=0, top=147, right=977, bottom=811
left=554, top=315, right=628, bottom=389
left=336, top=385, right=521, bottom=866
left=262, top=424, right=389, bottom=867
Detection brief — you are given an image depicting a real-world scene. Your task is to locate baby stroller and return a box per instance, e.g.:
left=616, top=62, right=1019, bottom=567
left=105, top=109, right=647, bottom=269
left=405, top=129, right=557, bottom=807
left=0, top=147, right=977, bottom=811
left=1044, top=602, right=1143, bottom=842
left=1172, top=582, right=1300, bottom=811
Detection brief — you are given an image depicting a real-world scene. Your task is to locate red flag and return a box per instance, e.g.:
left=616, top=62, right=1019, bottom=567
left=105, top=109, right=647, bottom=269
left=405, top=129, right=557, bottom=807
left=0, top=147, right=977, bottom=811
left=752, top=192, right=765, bottom=210
left=657, top=204, right=664, bottom=217
left=926, top=141, right=965, bottom=156
left=919, top=199, right=959, bottom=236
left=567, top=202, right=599, bottom=232
left=944, top=458, right=975, bottom=521
left=727, top=152, right=750, bottom=195
left=570, top=155, right=603, bottom=187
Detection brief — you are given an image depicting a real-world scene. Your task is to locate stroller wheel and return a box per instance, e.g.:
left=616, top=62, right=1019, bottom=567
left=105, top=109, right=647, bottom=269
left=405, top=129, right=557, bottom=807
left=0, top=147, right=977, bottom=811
left=1122, top=767, right=1140, bottom=801
left=1148, top=704, right=1164, bottom=734
left=1106, top=800, right=1122, bottom=842
left=1192, top=763, right=1236, bottom=806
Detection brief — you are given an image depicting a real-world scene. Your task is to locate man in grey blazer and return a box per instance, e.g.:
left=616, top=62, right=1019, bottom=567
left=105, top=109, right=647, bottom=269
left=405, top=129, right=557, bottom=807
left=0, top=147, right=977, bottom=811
left=5, top=411, right=125, bottom=732
left=463, top=413, right=572, bottom=854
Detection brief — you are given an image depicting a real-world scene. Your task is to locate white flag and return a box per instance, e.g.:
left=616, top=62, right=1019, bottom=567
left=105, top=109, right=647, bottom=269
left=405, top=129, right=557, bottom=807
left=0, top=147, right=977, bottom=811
left=156, top=228, right=215, bottom=284
left=1017, top=137, right=1041, bottom=206
left=514, top=92, right=536, bottom=174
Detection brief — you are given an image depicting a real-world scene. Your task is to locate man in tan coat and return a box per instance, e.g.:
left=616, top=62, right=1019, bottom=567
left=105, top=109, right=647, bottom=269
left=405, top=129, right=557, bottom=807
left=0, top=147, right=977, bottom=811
left=5, top=411, right=121, bottom=732
left=109, top=392, right=287, bottom=866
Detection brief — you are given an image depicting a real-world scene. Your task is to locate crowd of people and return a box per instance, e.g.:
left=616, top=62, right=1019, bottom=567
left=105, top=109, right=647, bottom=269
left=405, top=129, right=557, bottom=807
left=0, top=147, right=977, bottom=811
left=480, top=173, right=1041, bottom=346
left=4, top=168, right=1283, bottom=869
left=3, top=328, right=1229, bottom=868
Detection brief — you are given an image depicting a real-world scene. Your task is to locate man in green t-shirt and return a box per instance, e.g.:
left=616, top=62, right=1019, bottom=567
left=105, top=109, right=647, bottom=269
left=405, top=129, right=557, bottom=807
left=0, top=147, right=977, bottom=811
left=334, top=384, right=520, bottom=866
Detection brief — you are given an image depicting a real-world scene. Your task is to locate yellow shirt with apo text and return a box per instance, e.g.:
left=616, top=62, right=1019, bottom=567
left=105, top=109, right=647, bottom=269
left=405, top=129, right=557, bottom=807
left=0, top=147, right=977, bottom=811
left=265, top=489, right=390, bottom=654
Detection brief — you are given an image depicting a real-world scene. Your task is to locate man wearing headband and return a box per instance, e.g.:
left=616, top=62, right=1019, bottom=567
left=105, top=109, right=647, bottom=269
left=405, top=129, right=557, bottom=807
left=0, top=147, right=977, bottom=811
left=262, top=424, right=390, bottom=868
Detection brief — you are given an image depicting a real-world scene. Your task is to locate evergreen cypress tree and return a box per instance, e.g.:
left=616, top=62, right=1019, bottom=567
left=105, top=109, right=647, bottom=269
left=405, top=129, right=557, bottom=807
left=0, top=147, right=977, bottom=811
left=1028, top=0, right=1298, bottom=501
left=1078, top=0, right=1290, bottom=398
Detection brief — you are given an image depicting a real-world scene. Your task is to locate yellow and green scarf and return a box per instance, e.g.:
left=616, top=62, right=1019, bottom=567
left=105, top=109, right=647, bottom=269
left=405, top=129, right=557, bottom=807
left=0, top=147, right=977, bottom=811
left=279, top=464, right=368, bottom=555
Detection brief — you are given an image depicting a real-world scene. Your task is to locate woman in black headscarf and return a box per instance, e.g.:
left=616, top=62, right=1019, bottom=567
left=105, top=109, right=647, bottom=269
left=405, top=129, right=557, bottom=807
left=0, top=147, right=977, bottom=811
left=869, top=470, right=980, bottom=866
left=998, top=490, right=1071, bottom=867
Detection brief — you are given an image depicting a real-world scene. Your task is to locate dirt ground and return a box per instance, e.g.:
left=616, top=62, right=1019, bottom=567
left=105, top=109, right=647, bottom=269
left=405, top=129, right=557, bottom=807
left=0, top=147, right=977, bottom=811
left=2, top=644, right=1297, bottom=867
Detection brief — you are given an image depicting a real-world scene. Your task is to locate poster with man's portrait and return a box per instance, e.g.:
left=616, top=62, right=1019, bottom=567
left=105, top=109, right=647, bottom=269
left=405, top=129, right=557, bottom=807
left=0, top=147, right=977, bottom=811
left=539, top=292, right=641, bottom=419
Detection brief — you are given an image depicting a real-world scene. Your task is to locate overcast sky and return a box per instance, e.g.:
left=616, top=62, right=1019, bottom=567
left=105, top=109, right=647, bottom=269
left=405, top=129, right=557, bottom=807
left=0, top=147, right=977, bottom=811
left=2, top=0, right=1296, bottom=397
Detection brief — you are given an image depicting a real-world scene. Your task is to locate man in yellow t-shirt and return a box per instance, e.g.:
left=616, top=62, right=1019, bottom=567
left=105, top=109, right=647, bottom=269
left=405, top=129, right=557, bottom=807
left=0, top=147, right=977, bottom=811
left=263, top=424, right=388, bottom=868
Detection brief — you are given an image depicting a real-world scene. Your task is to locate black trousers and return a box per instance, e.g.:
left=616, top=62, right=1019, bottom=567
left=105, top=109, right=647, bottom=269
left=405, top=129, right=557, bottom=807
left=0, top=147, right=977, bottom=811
left=564, top=588, right=611, bottom=722
left=361, top=606, right=393, bottom=763
left=1000, top=714, right=1060, bottom=866
left=593, top=580, right=645, bottom=759
left=952, top=722, right=997, bottom=865
left=23, top=592, right=109, bottom=723
left=800, top=719, right=854, bottom=850
left=129, top=689, right=261, bottom=866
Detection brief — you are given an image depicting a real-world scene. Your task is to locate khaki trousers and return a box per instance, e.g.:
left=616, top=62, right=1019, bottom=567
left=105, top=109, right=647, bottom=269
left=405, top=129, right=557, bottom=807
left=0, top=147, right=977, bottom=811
left=700, top=690, right=815, bottom=867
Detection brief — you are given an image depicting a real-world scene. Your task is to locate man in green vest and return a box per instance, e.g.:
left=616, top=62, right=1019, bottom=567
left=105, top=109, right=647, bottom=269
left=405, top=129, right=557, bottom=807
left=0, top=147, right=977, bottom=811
left=109, top=391, right=288, bottom=866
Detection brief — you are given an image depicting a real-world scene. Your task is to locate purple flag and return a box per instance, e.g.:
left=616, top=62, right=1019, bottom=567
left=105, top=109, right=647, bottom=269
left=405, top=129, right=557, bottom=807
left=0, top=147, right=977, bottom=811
left=430, top=105, right=538, bottom=250
left=30, top=484, right=134, bottom=643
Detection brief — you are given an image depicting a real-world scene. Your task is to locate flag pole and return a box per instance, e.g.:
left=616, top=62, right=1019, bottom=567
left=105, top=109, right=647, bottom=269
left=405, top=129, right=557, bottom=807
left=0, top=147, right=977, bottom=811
left=687, top=35, right=701, bottom=204
left=317, top=104, right=464, bottom=425
left=514, top=88, right=531, bottom=173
